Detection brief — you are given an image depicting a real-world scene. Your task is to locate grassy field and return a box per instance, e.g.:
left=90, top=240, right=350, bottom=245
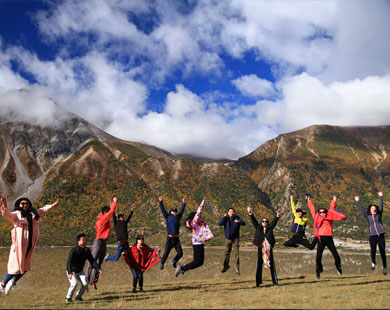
left=0, top=246, right=389, bottom=309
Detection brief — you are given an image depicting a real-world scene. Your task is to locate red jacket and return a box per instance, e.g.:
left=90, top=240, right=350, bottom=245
left=123, top=245, right=160, bottom=272
left=308, top=199, right=347, bottom=238
left=95, top=201, right=117, bottom=239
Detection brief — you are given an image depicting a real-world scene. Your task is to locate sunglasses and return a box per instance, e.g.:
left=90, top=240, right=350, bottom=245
left=262, top=220, right=269, bottom=223
left=319, top=211, right=327, bottom=214
left=20, top=202, right=29, bottom=206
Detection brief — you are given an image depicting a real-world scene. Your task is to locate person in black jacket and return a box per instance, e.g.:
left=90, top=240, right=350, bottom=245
left=66, top=233, right=101, bottom=303
left=247, top=205, right=280, bottom=287
left=219, top=208, right=246, bottom=274
left=105, top=205, right=135, bottom=262
left=159, top=196, right=186, bottom=270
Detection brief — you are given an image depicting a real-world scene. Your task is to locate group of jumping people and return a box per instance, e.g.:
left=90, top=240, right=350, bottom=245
left=0, top=191, right=387, bottom=302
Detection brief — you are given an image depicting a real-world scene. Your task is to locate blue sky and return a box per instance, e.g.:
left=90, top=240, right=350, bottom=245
left=0, top=0, right=389, bottom=159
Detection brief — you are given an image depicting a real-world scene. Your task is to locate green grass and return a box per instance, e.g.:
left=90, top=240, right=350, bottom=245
left=0, top=247, right=389, bottom=309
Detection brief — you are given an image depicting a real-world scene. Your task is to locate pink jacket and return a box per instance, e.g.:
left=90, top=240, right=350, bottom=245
left=191, top=204, right=214, bottom=244
left=1, top=204, right=54, bottom=274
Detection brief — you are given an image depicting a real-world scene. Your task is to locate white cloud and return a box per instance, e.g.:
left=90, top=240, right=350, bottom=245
left=232, top=74, right=277, bottom=98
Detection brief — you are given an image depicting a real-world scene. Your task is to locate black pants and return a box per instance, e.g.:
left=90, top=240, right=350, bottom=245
left=256, top=246, right=278, bottom=285
left=131, top=269, right=143, bottom=289
left=316, top=236, right=341, bottom=272
left=369, top=234, right=387, bottom=268
left=161, top=236, right=183, bottom=265
left=284, top=232, right=317, bottom=250
left=181, top=244, right=204, bottom=272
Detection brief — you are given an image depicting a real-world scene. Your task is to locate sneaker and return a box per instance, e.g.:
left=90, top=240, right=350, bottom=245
left=371, top=262, right=376, bottom=270
left=160, top=263, right=164, bottom=270
left=89, top=280, right=97, bottom=289
left=383, top=267, right=387, bottom=275
left=336, top=266, right=342, bottom=275
left=132, top=288, right=136, bottom=293
left=175, top=265, right=182, bottom=277
left=104, top=254, right=110, bottom=261
left=139, top=288, right=145, bottom=293
left=316, top=270, right=320, bottom=279
left=0, top=284, right=4, bottom=294
left=171, top=258, right=177, bottom=268
left=66, top=298, right=73, bottom=303
left=5, top=281, right=13, bottom=296
left=221, top=265, right=230, bottom=273
left=75, top=296, right=83, bottom=301
left=235, top=268, right=240, bottom=275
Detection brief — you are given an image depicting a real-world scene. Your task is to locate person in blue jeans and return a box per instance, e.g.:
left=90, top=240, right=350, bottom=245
left=105, top=205, right=135, bottom=262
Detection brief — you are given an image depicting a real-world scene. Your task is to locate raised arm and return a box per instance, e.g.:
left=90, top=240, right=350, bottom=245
left=379, top=192, right=383, bottom=213
left=306, top=194, right=316, bottom=219
left=269, top=210, right=281, bottom=229
left=99, top=198, right=118, bottom=224
left=177, top=198, right=186, bottom=219
left=329, top=196, right=337, bottom=210
left=1, top=196, right=18, bottom=223
left=354, top=196, right=368, bottom=218
left=158, top=196, right=168, bottom=219
left=113, top=213, right=118, bottom=225
left=247, top=205, right=259, bottom=229
left=37, top=199, right=59, bottom=217
left=290, top=196, right=297, bottom=217
left=126, top=205, right=135, bottom=223
left=193, top=198, right=205, bottom=224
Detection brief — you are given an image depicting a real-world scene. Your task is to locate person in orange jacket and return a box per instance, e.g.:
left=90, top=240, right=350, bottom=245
left=306, top=194, right=347, bottom=279
left=86, top=197, right=117, bottom=289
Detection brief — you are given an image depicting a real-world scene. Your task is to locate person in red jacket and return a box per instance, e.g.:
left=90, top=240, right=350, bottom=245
left=123, top=235, right=161, bottom=293
left=86, top=197, right=117, bottom=289
left=306, top=194, right=347, bottom=280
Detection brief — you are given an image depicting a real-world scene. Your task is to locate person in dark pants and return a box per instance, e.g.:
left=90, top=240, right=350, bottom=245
left=219, top=207, right=246, bottom=274
left=65, top=233, right=101, bottom=303
left=86, top=197, right=117, bottom=289
left=105, top=204, right=135, bottom=262
left=355, top=191, right=387, bottom=275
left=123, top=235, right=161, bottom=293
left=307, top=194, right=347, bottom=279
left=175, top=198, right=214, bottom=276
left=158, top=196, right=186, bottom=270
left=247, top=205, right=280, bottom=287
left=284, top=195, right=317, bottom=250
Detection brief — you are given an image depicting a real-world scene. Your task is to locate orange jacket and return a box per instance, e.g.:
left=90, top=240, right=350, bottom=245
left=95, top=201, right=117, bottom=239
left=308, top=199, right=347, bottom=238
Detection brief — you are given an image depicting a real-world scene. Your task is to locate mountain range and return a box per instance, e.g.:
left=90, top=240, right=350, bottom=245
left=0, top=104, right=389, bottom=245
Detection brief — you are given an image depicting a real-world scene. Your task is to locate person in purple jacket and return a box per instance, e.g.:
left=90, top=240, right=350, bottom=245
left=355, top=191, right=387, bottom=275
left=158, top=196, right=186, bottom=270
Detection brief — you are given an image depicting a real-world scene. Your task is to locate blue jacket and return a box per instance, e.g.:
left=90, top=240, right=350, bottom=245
left=160, top=201, right=185, bottom=235
left=357, top=196, right=385, bottom=236
left=218, top=215, right=246, bottom=240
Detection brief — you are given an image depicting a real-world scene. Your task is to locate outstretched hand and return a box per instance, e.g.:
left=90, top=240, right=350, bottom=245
left=246, top=205, right=253, bottom=215
left=200, top=197, right=206, bottom=206
left=333, top=196, right=337, bottom=201
left=158, top=196, right=163, bottom=202
left=113, top=197, right=118, bottom=202
left=130, top=204, right=136, bottom=211
left=0, top=196, right=7, bottom=210
left=51, top=200, right=59, bottom=208
left=182, top=197, right=186, bottom=203
left=354, top=196, right=360, bottom=202
left=276, top=209, right=281, bottom=217
left=379, top=192, right=383, bottom=197
left=98, top=270, right=103, bottom=275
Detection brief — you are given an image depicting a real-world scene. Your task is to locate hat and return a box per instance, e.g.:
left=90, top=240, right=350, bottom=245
left=295, top=208, right=307, bottom=215
left=170, top=208, right=178, bottom=213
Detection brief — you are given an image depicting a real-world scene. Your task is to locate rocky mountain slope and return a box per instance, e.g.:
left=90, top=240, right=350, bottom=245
left=0, top=112, right=271, bottom=245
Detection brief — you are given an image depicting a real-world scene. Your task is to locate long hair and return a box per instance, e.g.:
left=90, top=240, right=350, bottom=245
left=14, top=197, right=40, bottom=221
left=367, top=204, right=379, bottom=215
left=185, top=212, right=196, bottom=230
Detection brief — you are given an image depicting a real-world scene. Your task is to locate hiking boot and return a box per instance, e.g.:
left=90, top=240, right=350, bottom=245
left=160, top=263, right=164, bottom=270
left=132, top=288, right=136, bottom=293
left=316, top=270, right=320, bottom=279
left=66, top=298, right=73, bottom=303
left=89, top=280, right=97, bottom=289
left=139, top=288, right=145, bottom=293
left=383, top=267, right=387, bottom=275
left=175, top=265, right=183, bottom=277
left=336, top=266, right=342, bottom=275
left=171, top=258, right=177, bottom=268
left=221, top=265, right=230, bottom=273
left=75, top=296, right=83, bottom=301
left=5, top=281, right=13, bottom=296
left=371, top=262, right=376, bottom=270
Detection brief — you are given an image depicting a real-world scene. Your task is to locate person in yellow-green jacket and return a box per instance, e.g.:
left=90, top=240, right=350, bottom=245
left=284, top=195, right=317, bottom=250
